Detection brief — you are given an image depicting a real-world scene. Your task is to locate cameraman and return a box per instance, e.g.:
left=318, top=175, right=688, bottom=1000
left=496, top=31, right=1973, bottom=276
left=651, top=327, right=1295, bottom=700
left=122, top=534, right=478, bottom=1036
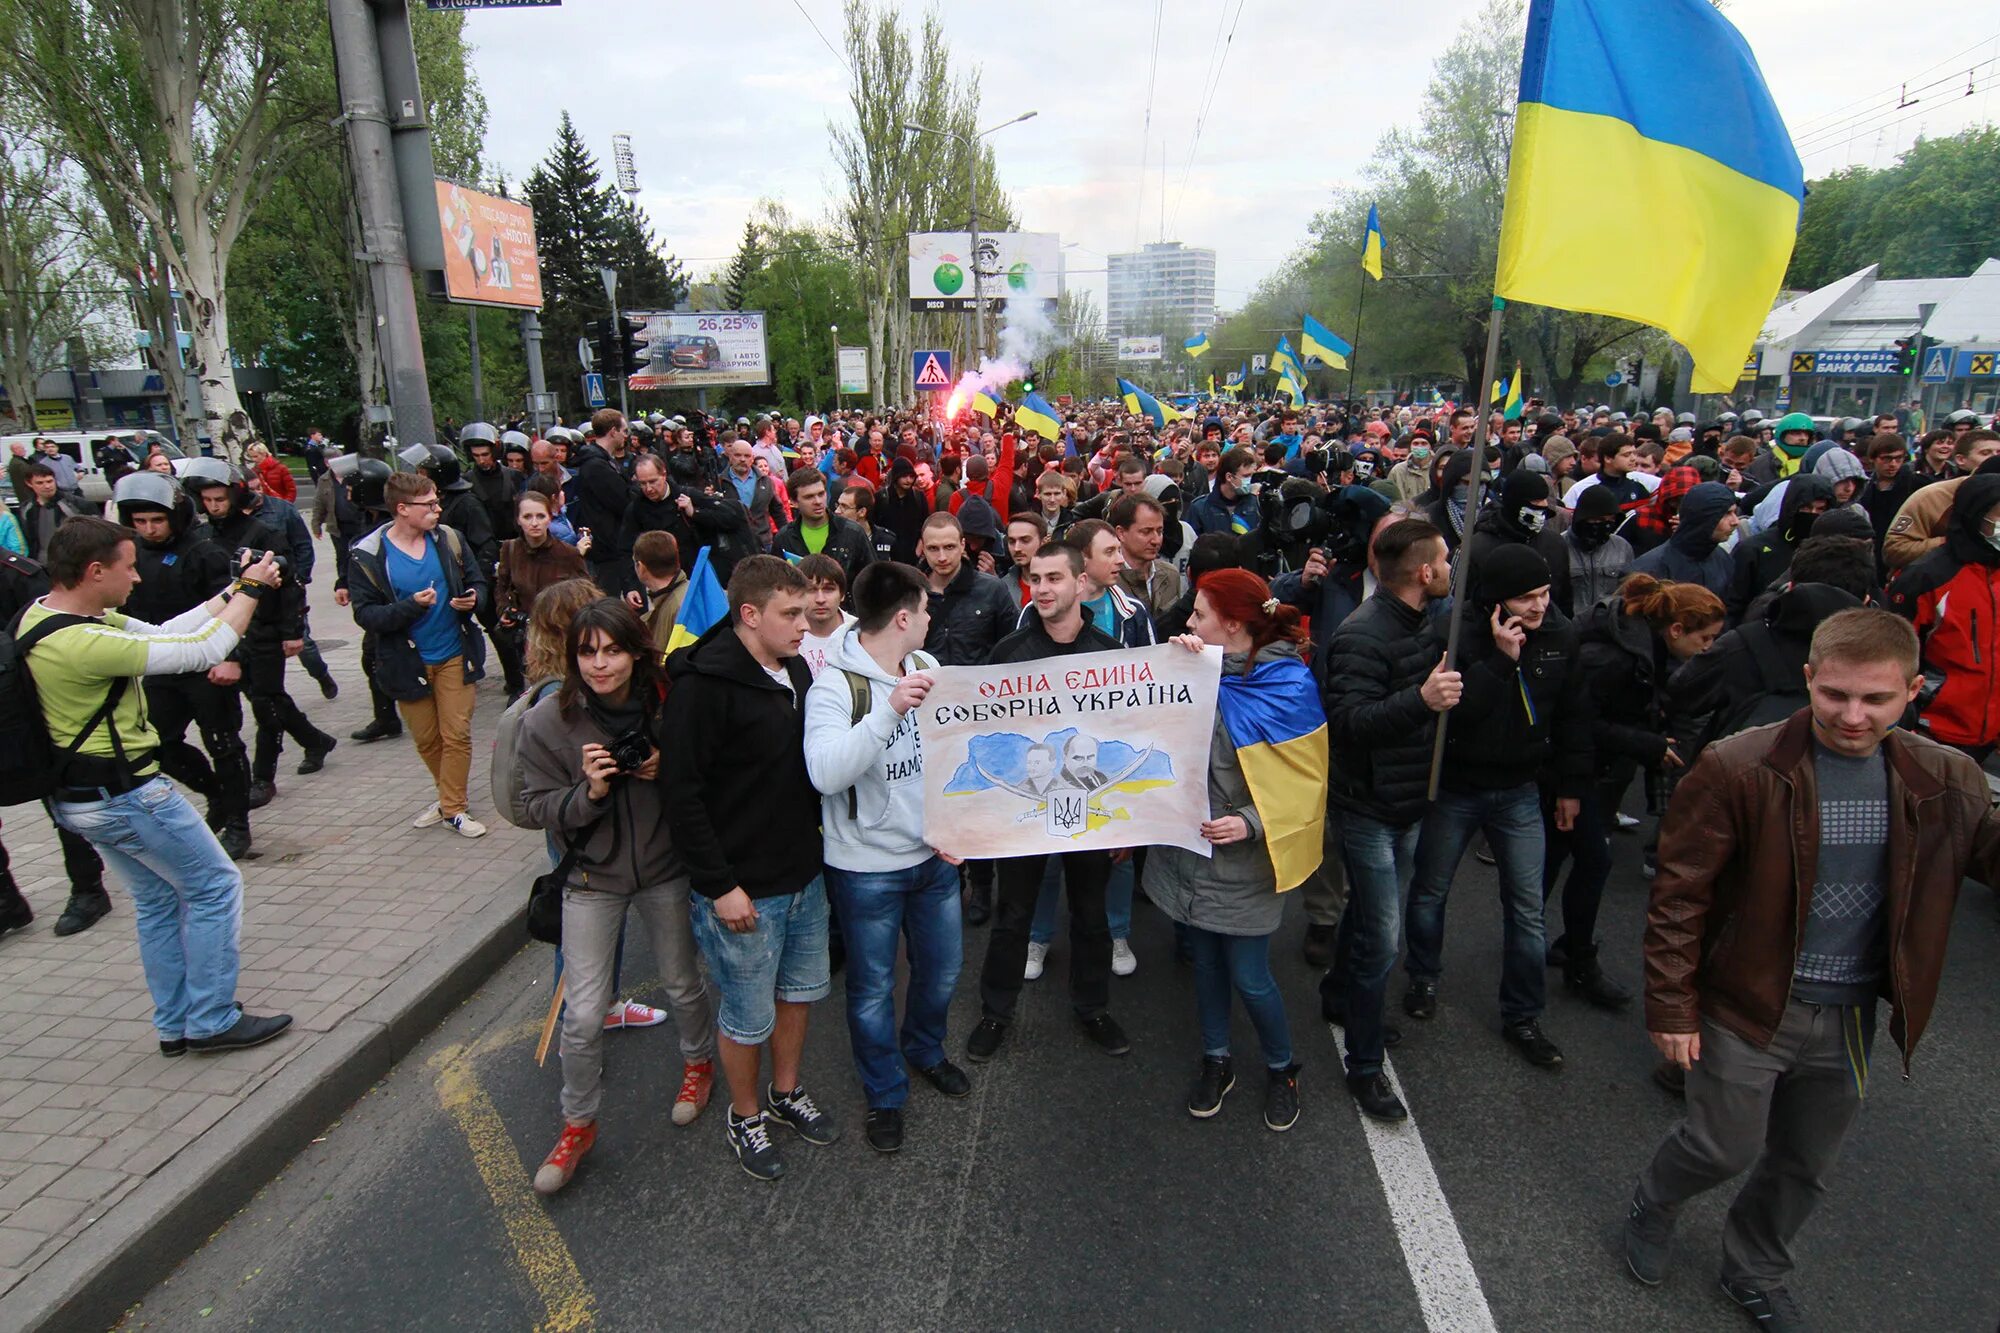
left=517, top=599, right=716, bottom=1195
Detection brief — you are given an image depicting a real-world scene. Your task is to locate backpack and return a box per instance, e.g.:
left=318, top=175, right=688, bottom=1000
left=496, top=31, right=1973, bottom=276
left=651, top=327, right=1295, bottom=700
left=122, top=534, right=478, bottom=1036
left=0, top=610, right=130, bottom=807
left=830, top=649, right=937, bottom=820
left=1713, top=620, right=1807, bottom=741
left=489, top=679, right=561, bottom=828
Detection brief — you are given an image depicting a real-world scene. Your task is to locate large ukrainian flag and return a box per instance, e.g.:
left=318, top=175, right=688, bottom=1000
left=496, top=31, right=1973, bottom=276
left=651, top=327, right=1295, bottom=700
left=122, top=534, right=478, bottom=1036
left=665, top=546, right=727, bottom=656
left=1216, top=656, right=1328, bottom=891
left=1117, top=378, right=1184, bottom=429
left=1496, top=0, right=1802, bottom=394
left=1015, top=391, right=1063, bottom=442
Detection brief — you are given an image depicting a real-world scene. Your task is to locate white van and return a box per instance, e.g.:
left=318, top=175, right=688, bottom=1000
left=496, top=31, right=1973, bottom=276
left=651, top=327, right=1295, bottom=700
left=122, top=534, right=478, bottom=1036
left=0, top=430, right=188, bottom=508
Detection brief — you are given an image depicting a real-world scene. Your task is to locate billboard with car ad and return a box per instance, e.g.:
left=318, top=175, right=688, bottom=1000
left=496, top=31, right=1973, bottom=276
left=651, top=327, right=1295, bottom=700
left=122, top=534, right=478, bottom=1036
left=434, top=179, right=543, bottom=309
left=908, top=231, right=1060, bottom=312
left=1117, top=336, right=1163, bottom=362
left=625, top=311, right=771, bottom=390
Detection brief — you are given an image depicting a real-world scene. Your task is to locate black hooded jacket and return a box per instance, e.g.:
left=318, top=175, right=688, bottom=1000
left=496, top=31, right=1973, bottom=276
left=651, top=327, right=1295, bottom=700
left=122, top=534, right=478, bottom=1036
left=467, top=461, right=522, bottom=542
left=1728, top=473, right=1833, bottom=619
left=127, top=522, right=233, bottom=627
left=1323, top=590, right=1446, bottom=826
left=1465, top=505, right=1572, bottom=615
left=1632, top=480, right=1738, bottom=603
left=660, top=620, right=822, bottom=901
left=1573, top=596, right=1675, bottom=781
left=205, top=508, right=305, bottom=641
left=1669, top=581, right=1863, bottom=755
left=566, top=441, right=634, bottom=556
left=1439, top=602, right=1593, bottom=797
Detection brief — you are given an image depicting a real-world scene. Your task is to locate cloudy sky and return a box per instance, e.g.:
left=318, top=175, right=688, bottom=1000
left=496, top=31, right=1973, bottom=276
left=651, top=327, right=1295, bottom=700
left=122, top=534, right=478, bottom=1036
left=463, top=1, right=1998, bottom=315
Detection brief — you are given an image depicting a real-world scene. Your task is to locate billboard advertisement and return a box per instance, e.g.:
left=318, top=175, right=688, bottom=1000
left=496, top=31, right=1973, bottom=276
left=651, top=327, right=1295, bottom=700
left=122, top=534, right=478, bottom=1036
left=625, top=311, right=771, bottom=390
left=837, top=347, right=869, bottom=395
left=1117, top=335, right=1163, bottom=362
left=435, top=180, right=543, bottom=309
left=908, top=231, right=1060, bottom=312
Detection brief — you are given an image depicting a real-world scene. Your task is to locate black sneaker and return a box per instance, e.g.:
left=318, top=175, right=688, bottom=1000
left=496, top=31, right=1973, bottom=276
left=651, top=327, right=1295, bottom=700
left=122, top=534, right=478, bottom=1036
left=965, top=882, right=992, bottom=927
left=1402, top=978, right=1438, bottom=1021
left=1302, top=922, right=1336, bottom=968
left=217, top=821, right=254, bottom=860
left=186, top=1011, right=292, bottom=1054
left=1345, top=1071, right=1408, bottom=1122
left=1565, top=961, right=1634, bottom=1010
left=1321, top=1004, right=1403, bottom=1048
left=0, top=890, right=35, bottom=940
left=1187, top=1056, right=1234, bottom=1119
left=1721, top=1280, right=1810, bottom=1332
left=1545, top=936, right=1570, bottom=968
left=1503, top=1018, right=1564, bottom=1069
left=350, top=718, right=402, bottom=743
left=1263, top=1063, right=1301, bottom=1132
left=916, top=1059, right=971, bottom=1098
left=766, top=1084, right=839, bottom=1145
left=966, top=1018, right=1007, bottom=1062
left=316, top=673, right=339, bottom=701
left=246, top=780, right=276, bottom=810
left=1078, top=1012, right=1131, bottom=1056
left=1624, top=1188, right=1676, bottom=1286
left=727, top=1108, right=784, bottom=1181
left=52, top=888, right=112, bottom=937
left=297, top=737, right=336, bottom=775
left=864, top=1108, right=903, bottom=1154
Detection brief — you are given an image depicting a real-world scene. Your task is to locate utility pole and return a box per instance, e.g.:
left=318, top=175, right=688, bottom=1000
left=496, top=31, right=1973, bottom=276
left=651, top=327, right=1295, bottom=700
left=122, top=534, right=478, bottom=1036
left=600, top=265, right=627, bottom=416
left=522, top=310, right=549, bottom=433
left=326, top=0, right=436, bottom=447
left=467, top=309, right=484, bottom=422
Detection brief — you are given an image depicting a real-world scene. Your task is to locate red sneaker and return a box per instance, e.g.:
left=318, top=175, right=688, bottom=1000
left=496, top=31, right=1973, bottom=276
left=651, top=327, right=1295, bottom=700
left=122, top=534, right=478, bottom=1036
left=532, top=1121, right=596, bottom=1195
left=603, top=1000, right=667, bottom=1031
left=673, top=1060, right=714, bottom=1127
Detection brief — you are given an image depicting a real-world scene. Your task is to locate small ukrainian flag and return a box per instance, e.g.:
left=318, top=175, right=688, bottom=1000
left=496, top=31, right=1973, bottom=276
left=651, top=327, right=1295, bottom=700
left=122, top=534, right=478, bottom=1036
left=1117, top=378, right=1183, bottom=429
left=1361, top=204, right=1384, bottom=281
left=1300, top=315, right=1352, bottom=370
left=665, top=546, right=727, bottom=656
left=971, top=387, right=1000, bottom=418
left=1015, top=391, right=1063, bottom=442
left=1184, top=332, right=1211, bottom=359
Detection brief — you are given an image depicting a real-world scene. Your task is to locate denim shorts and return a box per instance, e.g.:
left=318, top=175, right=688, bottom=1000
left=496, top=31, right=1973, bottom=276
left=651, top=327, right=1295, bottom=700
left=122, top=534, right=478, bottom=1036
left=689, top=876, right=831, bottom=1043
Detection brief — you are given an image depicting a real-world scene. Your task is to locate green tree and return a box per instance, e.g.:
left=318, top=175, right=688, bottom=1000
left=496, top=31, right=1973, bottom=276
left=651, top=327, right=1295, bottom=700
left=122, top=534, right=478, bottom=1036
left=1786, top=127, right=2000, bottom=289
left=713, top=201, right=865, bottom=416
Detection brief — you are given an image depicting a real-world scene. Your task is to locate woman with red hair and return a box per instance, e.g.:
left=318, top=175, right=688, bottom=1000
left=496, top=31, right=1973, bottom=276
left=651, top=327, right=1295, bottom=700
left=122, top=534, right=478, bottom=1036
left=1148, top=568, right=1328, bottom=1132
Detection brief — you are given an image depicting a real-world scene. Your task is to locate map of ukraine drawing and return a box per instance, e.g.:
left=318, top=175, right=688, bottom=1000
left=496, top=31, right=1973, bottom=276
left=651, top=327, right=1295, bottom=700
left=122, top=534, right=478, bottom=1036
left=944, top=729, right=1178, bottom=838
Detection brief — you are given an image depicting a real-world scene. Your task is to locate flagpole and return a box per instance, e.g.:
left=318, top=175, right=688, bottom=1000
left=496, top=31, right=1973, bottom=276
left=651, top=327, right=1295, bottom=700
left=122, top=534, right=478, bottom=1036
left=1426, top=295, right=1507, bottom=801
left=1345, top=278, right=1366, bottom=406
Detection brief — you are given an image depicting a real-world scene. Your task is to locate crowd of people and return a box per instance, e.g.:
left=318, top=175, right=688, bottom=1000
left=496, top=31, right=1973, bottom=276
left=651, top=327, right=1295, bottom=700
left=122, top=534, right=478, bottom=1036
left=2, top=388, right=1996, bottom=1331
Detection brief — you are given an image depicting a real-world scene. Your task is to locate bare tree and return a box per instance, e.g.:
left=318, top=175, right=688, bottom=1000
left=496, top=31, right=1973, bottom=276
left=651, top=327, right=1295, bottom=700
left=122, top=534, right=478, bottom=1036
left=0, top=127, right=115, bottom=432
left=0, top=0, right=309, bottom=458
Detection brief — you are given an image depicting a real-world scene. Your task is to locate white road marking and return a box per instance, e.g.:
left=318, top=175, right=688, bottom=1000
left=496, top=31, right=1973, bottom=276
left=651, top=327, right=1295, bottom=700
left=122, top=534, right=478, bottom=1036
left=1337, top=1030, right=1500, bottom=1332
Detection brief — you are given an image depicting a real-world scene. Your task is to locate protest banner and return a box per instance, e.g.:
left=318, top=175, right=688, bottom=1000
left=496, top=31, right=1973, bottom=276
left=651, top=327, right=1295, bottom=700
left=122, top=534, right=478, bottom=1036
left=920, top=644, right=1221, bottom=859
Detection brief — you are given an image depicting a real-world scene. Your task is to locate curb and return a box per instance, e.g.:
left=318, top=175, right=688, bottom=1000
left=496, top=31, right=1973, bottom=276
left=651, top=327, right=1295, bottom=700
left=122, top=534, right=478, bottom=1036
left=0, top=877, right=531, bottom=1333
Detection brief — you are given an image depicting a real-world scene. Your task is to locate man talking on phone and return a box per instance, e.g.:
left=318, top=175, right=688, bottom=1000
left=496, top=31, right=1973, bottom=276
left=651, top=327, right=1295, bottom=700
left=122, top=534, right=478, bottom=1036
left=346, top=471, right=491, bottom=838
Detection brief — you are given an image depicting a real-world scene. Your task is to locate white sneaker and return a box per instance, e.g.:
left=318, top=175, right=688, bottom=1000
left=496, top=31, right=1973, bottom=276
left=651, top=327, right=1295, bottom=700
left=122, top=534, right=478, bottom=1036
left=1024, top=940, right=1049, bottom=981
left=444, top=813, right=488, bottom=839
left=604, top=1001, right=667, bottom=1031
left=411, top=803, right=443, bottom=828
left=1112, top=939, right=1138, bottom=977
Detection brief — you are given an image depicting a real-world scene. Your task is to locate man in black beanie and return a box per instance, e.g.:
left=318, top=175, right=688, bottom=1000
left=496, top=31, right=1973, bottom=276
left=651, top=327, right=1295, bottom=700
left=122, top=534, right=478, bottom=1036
left=1401, top=543, right=1594, bottom=1064
left=1467, top=469, right=1572, bottom=613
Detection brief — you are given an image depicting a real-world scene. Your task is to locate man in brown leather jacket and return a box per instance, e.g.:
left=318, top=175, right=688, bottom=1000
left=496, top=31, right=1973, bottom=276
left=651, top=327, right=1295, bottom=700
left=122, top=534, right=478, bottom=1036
left=1623, top=609, right=2000, bottom=1332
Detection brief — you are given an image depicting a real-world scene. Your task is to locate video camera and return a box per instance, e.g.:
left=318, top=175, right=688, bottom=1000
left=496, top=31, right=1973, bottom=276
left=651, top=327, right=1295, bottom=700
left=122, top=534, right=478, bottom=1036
left=235, top=547, right=293, bottom=583
left=1272, top=485, right=1384, bottom=566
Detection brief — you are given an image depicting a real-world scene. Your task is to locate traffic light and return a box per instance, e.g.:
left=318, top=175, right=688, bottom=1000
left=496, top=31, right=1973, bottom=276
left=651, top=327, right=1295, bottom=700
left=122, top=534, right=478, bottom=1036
left=618, top=315, right=649, bottom=376
left=1894, top=337, right=1917, bottom=377
left=1019, top=365, right=1038, bottom=395
left=585, top=318, right=619, bottom=377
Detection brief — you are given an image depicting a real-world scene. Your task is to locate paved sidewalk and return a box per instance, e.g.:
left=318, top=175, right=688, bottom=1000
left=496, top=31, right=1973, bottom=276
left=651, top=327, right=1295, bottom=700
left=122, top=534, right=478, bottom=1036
left=0, top=561, right=545, bottom=1322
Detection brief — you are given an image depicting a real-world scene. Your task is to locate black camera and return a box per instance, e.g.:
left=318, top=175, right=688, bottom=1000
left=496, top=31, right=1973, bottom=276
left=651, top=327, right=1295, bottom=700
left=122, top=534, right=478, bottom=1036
left=235, top=548, right=292, bottom=582
left=606, top=727, right=653, bottom=773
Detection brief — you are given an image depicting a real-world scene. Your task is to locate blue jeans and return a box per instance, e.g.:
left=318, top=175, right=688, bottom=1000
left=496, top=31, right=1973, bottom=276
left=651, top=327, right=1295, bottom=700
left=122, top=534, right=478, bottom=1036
left=827, top=857, right=964, bottom=1110
left=1030, top=856, right=1134, bottom=944
left=50, top=777, right=242, bottom=1041
left=1405, top=784, right=1549, bottom=1023
left=1188, top=927, right=1292, bottom=1069
left=1318, top=810, right=1418, bottom=1079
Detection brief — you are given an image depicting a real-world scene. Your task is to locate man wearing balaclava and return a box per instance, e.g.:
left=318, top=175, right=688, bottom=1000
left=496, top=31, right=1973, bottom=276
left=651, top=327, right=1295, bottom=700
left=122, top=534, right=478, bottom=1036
left=1467, top=469, right=1572, bottom=614
left=1727, top=473, right=1833, bottom=619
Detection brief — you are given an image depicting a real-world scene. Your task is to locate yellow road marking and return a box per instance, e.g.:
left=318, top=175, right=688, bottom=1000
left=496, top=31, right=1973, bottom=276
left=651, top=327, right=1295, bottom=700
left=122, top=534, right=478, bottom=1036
left=431, top=1017, right=597, bottom=1333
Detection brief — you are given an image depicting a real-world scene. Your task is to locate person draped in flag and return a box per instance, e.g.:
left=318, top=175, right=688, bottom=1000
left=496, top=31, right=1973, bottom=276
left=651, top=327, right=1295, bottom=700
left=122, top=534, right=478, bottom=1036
left=1148, top=569, right=1325, bottom=1131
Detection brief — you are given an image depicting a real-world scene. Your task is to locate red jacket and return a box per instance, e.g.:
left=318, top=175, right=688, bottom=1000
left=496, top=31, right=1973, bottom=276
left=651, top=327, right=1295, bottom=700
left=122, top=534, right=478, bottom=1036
left=256, top=454, right=296, bottom=502
left=1886, top=474, right=2000, bottom=748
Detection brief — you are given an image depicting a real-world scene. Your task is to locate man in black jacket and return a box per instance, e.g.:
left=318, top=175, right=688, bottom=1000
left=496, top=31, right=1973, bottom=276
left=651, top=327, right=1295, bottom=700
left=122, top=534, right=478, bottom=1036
left=874, top=458, right=932, bottom=564
left=1401, top=546, right=1586, bottom=1065
left=570, top=408, right=636, bottom=593
left=965, top=543, right=1132, bottom=1065
left=775, top=468, right=873, bottom=585
left=1466, top=470, right=1573, bottom=614
left=919, top=512, right=1016, bottom=667
left=184, top=464, right=335, bottom=808
left=1320, top=518, right=1461, bottom=1121
left=465, top=426, right=523, bottom=542
left=663, top=556, right=835, bottom=1182
left=115, top=473, right=257, bottom=860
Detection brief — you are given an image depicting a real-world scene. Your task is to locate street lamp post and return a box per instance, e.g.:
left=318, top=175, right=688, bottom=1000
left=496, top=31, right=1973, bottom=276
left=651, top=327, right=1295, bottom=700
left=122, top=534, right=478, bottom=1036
left=830, top=324, right=841, bottom=412
left=903, top=110, right=1036, bottom=364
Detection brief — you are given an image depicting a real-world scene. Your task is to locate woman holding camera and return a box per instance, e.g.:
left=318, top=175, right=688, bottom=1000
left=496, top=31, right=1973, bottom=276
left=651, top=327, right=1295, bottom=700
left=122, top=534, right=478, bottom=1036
left=517, top=599, right=717, bottom=1196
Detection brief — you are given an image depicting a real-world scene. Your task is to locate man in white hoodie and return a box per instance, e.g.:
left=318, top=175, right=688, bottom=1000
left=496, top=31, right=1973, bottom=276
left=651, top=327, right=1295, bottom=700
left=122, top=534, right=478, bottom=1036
left=803, top=561, right=970, bottom=1154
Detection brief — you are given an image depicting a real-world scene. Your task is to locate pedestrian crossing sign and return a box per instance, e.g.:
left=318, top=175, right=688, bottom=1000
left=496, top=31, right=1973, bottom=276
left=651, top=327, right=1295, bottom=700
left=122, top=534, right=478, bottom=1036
left=913, top=350, right=953, bottom=390
left=1921, top=347, right=1952, bottom=383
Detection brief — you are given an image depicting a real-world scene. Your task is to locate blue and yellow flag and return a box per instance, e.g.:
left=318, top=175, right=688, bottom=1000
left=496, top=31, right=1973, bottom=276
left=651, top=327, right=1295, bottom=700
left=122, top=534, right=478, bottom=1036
left=1272, top=336, right=1306, bottom=382
left=1361, top=203, right=1384, bottom=281
left=1216, top=656, right=1328, bottom=891
left=665, top=545, right=727, bottom=657
left=1502, top=365, right=1524, bottom=420
left=1220, top=362, right=1246, bottom=395
left=1184, top=332, right=1211, bottom=359
left=1117, top=378, right=1184, bottom=429
left=970, top=387, right=1000, bottom=418
left=1300, top=314, right=1352, bottom=370
left=1496, top=0, right=1802, bottom=393
left=1015, top=391, right=1062, bottom=442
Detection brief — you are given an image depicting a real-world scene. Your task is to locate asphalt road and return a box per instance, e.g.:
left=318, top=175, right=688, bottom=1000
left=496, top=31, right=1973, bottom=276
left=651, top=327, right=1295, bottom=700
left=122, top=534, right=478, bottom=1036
left=116, top=832, right=2000, bottom=1333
